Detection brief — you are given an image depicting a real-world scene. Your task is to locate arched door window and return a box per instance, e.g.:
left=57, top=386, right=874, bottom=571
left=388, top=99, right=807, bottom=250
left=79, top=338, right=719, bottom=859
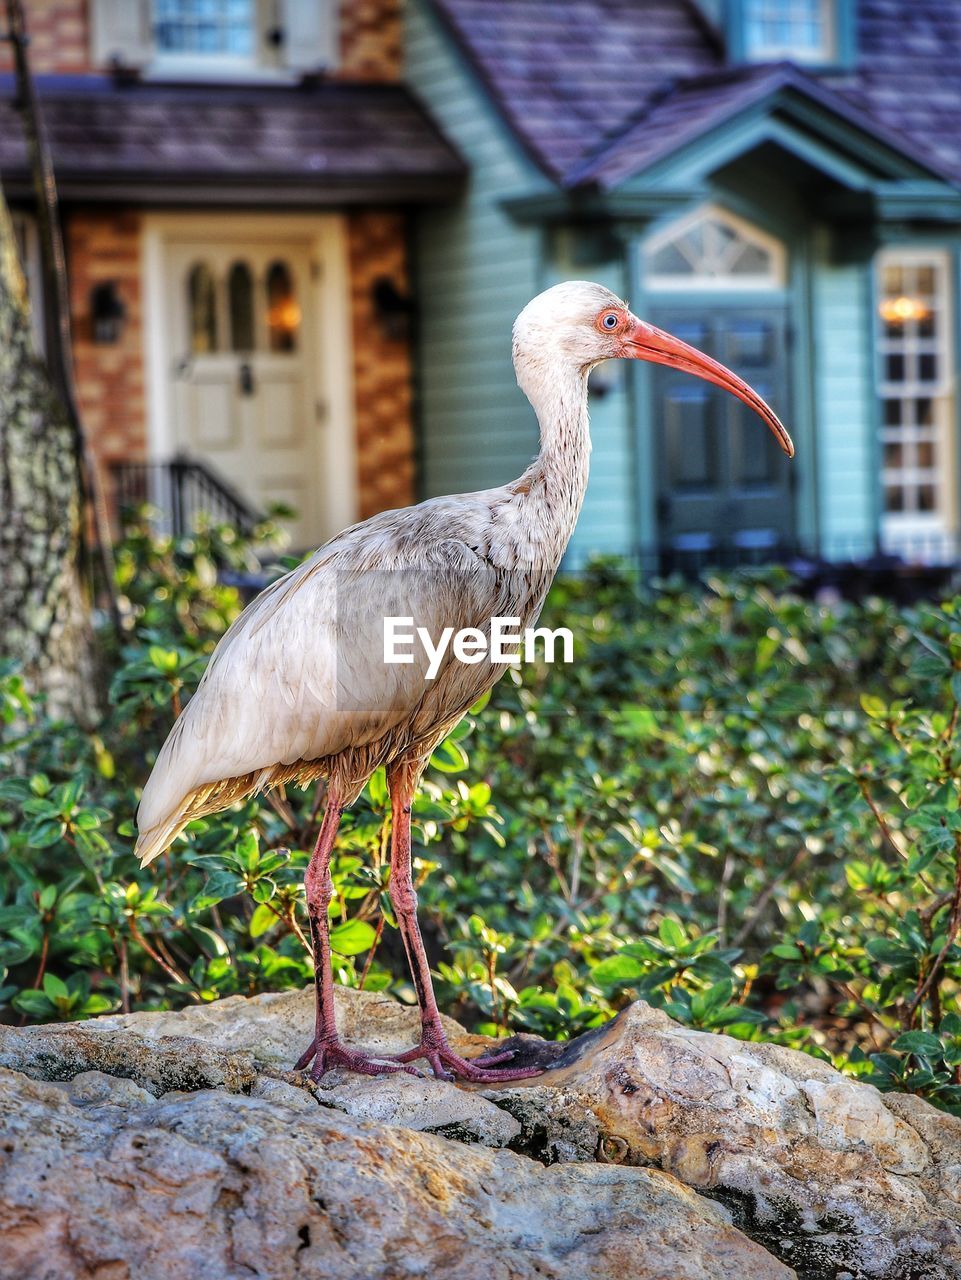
left=228, top=260, right=255, bottom=352
left=644, top=206, right=785, bottom=291
left=266, top=261, right=300, bottom=353
left=187, top=261, right=218, bottom=353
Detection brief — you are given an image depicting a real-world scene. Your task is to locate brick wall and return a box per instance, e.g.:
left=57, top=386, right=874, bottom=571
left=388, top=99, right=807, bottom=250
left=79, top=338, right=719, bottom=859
left=338, top=0, right=401, bottom=81
left=2, top=1, right=400, bottom=80
left=66, top=210, right=146, bottom=470
left=347, top=210, right=415, bottom=518
left=0, top=0, right=89, bottom=73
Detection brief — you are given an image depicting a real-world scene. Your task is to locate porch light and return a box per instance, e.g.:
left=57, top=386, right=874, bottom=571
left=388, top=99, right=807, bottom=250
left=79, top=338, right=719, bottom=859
left=371, top=276, right=414, bottom=341
left=879, top=295, right=930, bottom=325
left=90, top=280, right=126, bottom=344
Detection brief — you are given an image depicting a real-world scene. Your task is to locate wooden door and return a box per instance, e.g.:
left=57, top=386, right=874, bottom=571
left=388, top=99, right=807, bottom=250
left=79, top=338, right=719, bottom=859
left=651, top=307, right=794, bottom=569
left=165, top=238, right=320, bottom=548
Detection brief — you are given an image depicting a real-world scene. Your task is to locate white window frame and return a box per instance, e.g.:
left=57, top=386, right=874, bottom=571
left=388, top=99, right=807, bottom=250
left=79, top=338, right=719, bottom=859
left=875, top=247, right=957, bottom=556
left=742, top=0, right=836, bottom=64
left=643, top=204, right=786, bottom=293
left=88, top=0, right=338, bottom=83
left=148, top=0, right=283, bottom=81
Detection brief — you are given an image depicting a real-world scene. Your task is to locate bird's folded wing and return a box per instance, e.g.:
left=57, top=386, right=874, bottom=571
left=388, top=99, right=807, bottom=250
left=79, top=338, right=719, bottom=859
left=135, top=522, right=522, bottom=862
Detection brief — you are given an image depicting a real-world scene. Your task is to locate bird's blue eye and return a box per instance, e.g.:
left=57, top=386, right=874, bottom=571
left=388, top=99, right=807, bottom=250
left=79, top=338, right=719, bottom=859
left=602, top=313, right=619, bottom=329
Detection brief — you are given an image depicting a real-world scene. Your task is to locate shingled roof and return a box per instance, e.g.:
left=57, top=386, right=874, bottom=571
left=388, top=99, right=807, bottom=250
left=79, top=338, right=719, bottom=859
left=430, top=0, right=961, bottom=189
left=0, top=76, right=466, bottom=205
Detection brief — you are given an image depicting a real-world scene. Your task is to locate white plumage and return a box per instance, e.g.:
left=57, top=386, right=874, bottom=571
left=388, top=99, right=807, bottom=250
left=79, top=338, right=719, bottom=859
left=135, top=281, right=792, bottom=1082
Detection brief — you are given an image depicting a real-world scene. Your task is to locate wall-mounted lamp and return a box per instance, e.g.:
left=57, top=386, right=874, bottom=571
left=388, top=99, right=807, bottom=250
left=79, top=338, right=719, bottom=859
left=90, top=281, right=126, bottom=344
left=371, top=276, right=415, bottom=342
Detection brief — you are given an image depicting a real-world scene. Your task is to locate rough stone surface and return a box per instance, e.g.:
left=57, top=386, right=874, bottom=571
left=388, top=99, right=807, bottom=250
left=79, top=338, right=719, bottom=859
left=1, top=987, right=960, bottom=1278
left=0, top=1062, right=788, bottom=1280
left=497, top=1002, right=961, bottom=1280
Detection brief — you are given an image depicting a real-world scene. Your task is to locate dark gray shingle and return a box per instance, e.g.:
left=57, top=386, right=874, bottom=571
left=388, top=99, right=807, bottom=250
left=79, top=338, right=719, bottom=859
left=0, top=76, right=466, bottom=203
left=431, top=0, right=961, bottom=187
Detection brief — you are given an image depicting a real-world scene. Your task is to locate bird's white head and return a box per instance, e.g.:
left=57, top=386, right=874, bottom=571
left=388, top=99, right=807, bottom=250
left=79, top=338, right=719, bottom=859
left=513, top=280, right=794, bottom=457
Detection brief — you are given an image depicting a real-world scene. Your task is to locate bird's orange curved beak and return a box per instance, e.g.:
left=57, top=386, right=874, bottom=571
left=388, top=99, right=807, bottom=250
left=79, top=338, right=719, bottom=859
left=623, top=317, right=795, bottom=458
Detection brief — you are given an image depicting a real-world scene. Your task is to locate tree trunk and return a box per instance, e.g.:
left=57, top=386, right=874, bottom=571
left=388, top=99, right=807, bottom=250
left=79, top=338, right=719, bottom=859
left=0, top=195, right=97, bottom=724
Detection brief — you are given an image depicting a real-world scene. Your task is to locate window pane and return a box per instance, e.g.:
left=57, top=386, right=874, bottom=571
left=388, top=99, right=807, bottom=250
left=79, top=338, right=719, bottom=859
left=649, top=243, right=694, bottom=276
left=154, top=0, right=255, bottom=57
left=228, top=261, right=255, bottom=352
left=744, top=0, right=829, bottom=58
left=884, top=485, right=905, bottom=512
left=645, top=208, right=780, bottom=286
left=266, top=261, right=300, bottom=353
left=731, top=242, right=770, bottom=275
left=919, top=352, right=938, bottom=381
left=187, top=262, right=217, bottom=354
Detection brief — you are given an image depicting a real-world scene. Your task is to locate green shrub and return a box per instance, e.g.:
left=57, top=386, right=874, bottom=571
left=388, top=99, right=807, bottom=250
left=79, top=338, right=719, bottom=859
left=1, top=518, right=959, bottom=1114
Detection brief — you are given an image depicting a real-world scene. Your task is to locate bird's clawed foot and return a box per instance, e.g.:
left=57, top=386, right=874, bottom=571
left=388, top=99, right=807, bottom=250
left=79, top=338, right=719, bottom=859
left=389, top=1026, right=544, bottom=1083
left=294, top=1035, right=421, bottom=1081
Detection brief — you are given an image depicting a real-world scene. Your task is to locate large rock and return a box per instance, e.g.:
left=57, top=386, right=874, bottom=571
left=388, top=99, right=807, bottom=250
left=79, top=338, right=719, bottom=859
left=1, top=986, right=959, bottom=1278
left=0, top=1065, right=787, bottom=1280
left=497, top=1001, right=961, bottom=1280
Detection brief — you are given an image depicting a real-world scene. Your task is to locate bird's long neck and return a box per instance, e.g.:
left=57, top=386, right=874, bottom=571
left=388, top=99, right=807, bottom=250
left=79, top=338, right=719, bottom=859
left=512, top=359, right=592, bottom=565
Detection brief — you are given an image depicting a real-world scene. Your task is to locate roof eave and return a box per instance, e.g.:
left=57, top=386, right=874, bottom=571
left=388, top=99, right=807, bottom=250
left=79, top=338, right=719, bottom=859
left=568, top=68, right=961, bottom=195
left=501, top=187, right=701, bottom=224
left=1, top=171, right=468, bottom=207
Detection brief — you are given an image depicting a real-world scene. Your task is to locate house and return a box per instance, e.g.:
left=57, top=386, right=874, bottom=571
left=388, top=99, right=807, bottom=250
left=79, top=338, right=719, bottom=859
left=405, top=0, right=961, bottom=569
left=0, top=0, right=465, bottom=549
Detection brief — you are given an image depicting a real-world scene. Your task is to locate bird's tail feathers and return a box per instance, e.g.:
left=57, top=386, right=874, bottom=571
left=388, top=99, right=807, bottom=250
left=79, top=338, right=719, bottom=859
left=135, top=812, right=191, bottom=868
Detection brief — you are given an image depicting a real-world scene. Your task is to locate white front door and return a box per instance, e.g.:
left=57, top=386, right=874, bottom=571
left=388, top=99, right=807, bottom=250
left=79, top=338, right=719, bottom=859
left=163, top=235, right=323, bottom=548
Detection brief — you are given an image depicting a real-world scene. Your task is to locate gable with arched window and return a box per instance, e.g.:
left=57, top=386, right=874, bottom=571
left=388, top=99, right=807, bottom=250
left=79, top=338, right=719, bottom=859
left=643, top=206, right=786, bottom=292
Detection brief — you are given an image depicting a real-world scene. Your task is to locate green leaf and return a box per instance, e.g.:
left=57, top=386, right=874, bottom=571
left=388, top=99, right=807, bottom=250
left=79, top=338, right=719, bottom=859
left=28, top=821, right=64, bottom=849
left=42, top=973, right=69, bottom=1002
left=430, top=737, right=469, bottom=774
left=249, top=903, right=278, bottom=938
left=658, top=917, right=687, bottom=950
left=892, top=1031, right=944, bottom=1058
left=148, top=646, right=180, bottom=673
left=13, top=990, right=53, bottom=1017
left=860, top=694, right=887, bottom=720
left=82, top=995, right=117, bottom=1015
left=329, top=919, right=377, bottom=956
left=866, top=938, right=915, bottom=966
left=591, top=954, right=645, bottom=987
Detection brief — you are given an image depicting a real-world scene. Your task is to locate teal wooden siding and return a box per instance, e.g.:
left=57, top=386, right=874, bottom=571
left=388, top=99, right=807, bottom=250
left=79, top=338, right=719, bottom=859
left=405, top=0, right=552, bottom=499
left=541, top=235, right=635, bottom=564
left=810, top=229, right=876, bottom=556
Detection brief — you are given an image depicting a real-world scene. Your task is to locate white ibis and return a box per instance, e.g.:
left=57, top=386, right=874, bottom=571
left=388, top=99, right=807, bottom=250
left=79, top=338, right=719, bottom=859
left=136, top=281, right=793, bottom=1082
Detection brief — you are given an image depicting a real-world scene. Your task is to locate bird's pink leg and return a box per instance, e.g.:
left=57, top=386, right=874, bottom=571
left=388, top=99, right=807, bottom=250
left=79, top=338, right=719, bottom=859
left=385, top=768, right=542, bottom=1083
left=295, top=788, right=415, bottom=1080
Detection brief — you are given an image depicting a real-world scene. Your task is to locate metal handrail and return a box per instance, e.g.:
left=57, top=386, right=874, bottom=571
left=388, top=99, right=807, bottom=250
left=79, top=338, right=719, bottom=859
left=110, top=453, right=263, bottom=537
